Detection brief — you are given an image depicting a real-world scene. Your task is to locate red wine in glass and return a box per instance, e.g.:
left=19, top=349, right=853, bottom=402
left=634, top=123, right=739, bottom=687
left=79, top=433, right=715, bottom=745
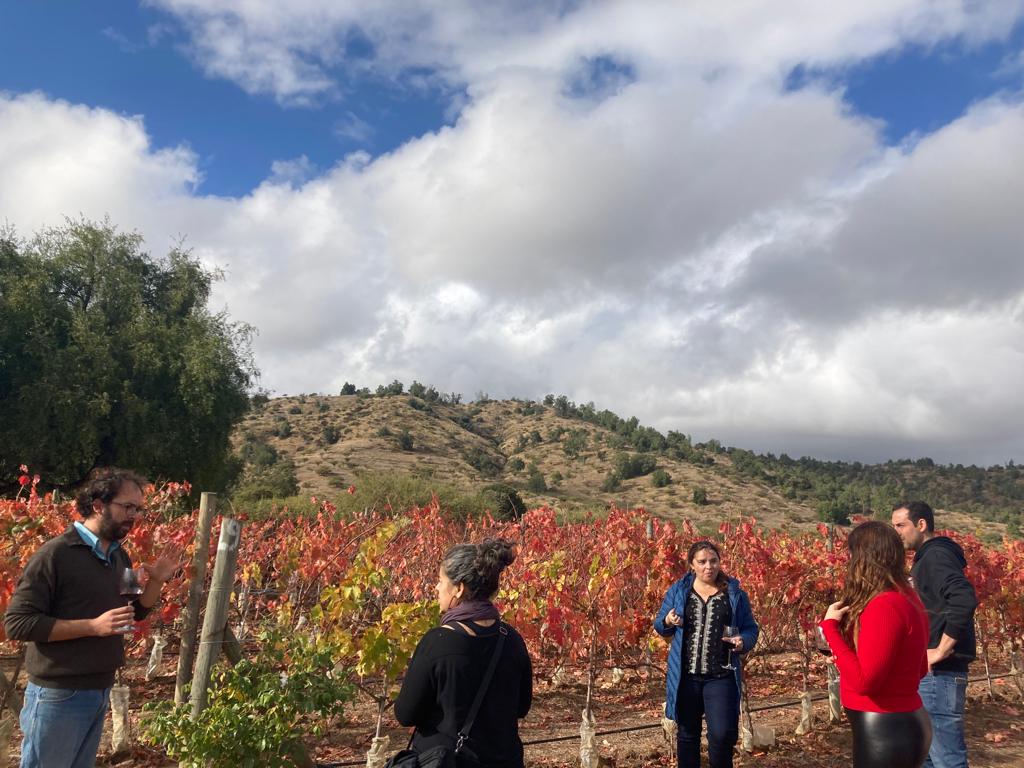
left=118, top=568, right=143, bottom=632
left=815, top=625, right=832, bottom=657
left=119, top=568, right=144, bottom=598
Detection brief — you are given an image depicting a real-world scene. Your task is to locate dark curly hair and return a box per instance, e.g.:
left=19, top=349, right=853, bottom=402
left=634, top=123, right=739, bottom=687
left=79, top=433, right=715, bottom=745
left=441, top=537, right=516, bottom=600
left=75, top=467, right=148, bottom=519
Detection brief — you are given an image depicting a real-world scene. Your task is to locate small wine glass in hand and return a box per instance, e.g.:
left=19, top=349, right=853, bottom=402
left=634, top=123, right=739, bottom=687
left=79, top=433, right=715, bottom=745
left=118, top=567, right=144, bottom=632
left=722, top=625, right=739, bottom=670
left=814, top=625, right=832, bottom=657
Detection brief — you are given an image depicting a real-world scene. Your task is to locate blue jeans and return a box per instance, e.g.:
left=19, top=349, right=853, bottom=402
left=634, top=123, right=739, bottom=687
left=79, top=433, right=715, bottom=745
left=19, top=682, right=111, bottom=768
left=676, top=675, right=738, bottom=768
left=919, top=671, right=968, bottom=768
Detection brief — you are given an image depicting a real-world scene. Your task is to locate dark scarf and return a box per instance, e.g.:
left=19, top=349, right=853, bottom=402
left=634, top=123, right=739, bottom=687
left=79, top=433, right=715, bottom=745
left=441, top=598, right=501, bottom=626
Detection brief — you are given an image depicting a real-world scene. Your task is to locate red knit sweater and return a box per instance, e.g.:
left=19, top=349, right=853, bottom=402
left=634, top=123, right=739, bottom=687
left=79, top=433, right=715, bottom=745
left=820, top=588, right=929, bottom=713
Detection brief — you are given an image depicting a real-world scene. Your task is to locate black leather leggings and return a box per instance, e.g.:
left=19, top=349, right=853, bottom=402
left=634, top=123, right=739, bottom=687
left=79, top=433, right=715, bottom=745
left=845, top=707, right=932, bottom=768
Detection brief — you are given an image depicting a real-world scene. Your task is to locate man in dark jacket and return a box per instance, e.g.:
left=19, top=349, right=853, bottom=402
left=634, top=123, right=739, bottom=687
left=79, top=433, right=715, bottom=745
left=4, top=468, right=182, bottom=768
left=892, top=501, right=977, bottom=768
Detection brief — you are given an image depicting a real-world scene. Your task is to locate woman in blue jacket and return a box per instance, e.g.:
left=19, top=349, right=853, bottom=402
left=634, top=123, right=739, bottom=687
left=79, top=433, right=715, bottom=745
left=654, top=541, right=759, bottom=768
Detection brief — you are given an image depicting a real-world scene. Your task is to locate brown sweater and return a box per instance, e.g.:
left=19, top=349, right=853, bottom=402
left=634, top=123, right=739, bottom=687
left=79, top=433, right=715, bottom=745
left=4, top=527, right=150, bottom=689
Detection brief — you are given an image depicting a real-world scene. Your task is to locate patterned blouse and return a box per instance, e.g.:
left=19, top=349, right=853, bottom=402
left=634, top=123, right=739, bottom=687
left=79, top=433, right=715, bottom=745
left=682, top=587, right=734, bottom=678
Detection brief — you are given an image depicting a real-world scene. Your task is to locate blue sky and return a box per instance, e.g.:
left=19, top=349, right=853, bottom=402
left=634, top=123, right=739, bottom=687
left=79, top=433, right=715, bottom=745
left=793, top=28, right=1024, bottom=144
left=1, top=1, right=457, bottom=196
left=2, top=2, right=1023, bottom=465
left=5, top=3, right=1019, bottom=197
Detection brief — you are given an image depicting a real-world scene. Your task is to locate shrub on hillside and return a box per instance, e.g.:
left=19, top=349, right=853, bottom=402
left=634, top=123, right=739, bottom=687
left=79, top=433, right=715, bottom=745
left=463, top=448, right=502, bottom=477
left=563, top=429, right=588, bottom=459
left=602, top=472, right=622, bottom=492
left=614, top=452, right=657, bottom=479
left=233, top=459, right=300, bottom=503
left=240, top=441, right=279, bottom=469
left=482, top=484, right=527, bottom=520
left=651, top=469, right=671, bottom=488
left=396, top=430, right=414, bottom=452
left=526, top=470, right=547, bottom=493
left=817, top=494, right=854, bottom=526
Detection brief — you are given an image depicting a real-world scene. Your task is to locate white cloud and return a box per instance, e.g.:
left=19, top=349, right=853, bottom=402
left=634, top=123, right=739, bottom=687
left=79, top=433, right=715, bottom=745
left=4, top=1, right=1024, bottom=463
left=146, top=0, right=1024, bottom=104
left=0, top=93, right=200, bottom=235
left=333, top=111, right=375, bottom=144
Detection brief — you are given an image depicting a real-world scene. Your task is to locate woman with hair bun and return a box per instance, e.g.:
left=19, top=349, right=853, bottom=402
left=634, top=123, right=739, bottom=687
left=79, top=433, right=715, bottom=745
left=819, top=520, right=931, bottom=768
left=395, top=538, right=532, bottom=766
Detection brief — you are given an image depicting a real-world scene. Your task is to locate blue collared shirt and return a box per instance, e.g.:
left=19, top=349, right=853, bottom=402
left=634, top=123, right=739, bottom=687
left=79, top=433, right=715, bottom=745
left=73, top=521, right=121, bottom=564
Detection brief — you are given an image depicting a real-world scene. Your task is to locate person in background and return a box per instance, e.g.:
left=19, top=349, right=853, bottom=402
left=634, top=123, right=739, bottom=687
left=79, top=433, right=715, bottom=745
left=892, top=501, right=978, bottom=768
left=394, top=538, right=532, bottom=767
left=654, top=540, right=759, bottom=768
left=4, top=467, right=183, bottom=768
left=821, top=520, right=931, bottom=768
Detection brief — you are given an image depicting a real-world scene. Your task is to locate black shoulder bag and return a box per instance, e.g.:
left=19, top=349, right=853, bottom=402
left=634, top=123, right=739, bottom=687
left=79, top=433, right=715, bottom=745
left=386, top=622, right=509, bottom=768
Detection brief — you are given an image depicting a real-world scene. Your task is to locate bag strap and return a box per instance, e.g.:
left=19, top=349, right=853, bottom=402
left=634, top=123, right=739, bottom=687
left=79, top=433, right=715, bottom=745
left=454, top=621, right=508, bottom=752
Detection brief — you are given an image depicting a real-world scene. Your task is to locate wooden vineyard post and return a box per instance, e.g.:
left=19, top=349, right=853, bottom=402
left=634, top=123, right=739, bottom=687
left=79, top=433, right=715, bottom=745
left=826, top=662, right=842, bottom=721
left=175, top=492, right=217, bottom=705
left=190, top=517, right=242, bottom=719
left=0, top=648, right=24, bottom=716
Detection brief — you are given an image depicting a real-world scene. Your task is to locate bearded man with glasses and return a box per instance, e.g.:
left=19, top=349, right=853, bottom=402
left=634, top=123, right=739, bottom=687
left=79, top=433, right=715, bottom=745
left=4, top=467, right=183, bottom=768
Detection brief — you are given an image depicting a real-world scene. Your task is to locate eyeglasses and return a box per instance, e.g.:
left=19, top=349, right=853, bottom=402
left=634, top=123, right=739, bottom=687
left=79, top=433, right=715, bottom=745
left=108, top=500, right=146, bottom=516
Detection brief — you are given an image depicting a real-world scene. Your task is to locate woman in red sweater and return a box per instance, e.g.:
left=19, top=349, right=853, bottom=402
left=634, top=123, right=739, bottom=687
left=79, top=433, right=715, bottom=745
left=820, top=521, right=931, bottom=768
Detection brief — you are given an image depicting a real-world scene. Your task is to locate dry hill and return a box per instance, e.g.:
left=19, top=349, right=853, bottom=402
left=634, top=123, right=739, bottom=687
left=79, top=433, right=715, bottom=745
left=232, top=394, right=1015, bottom=539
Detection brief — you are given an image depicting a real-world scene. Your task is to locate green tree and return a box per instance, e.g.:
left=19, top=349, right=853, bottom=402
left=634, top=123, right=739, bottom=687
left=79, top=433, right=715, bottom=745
left=563, top=429, right=588, bottom=459
left=233, top=459, right=300, bottom=503
left=526, top=470, right=547, bottom=493
left=0, top=220, right=255, bottom=492
left=614, top=452, right=657, bottom=479
left=693, top=486, right=709, bottom=505
left=482, top=483, right=527, bottom=520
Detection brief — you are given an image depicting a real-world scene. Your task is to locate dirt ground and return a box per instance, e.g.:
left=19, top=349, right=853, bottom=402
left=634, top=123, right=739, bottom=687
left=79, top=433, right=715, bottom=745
left=4, top=657, right=1024, bottom=767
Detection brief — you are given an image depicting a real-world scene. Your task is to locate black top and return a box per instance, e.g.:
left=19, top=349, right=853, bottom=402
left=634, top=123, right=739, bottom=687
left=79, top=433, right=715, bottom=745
left=911, top=536, right=977, bottom=673
left=682, top=588, right=733, bottom=678
left=394, top=620, right=532, bottom=767
left=3, top=527, right=150, bottom=689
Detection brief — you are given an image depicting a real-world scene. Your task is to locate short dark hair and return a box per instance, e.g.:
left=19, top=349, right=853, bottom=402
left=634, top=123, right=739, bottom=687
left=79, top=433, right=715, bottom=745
left=75, top=467, right=147, bottom=518
left=893, top=500, right=934, bottom=532
left=441, top=538, right=516, bottom=601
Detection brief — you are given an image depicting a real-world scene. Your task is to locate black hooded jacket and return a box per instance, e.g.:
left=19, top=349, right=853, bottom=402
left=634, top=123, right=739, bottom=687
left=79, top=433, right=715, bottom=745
left=911, top=536, right=977, bottom=673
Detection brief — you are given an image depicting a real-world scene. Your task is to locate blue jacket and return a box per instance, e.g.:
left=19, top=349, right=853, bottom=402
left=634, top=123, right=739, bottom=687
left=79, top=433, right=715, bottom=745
left=653, top=573, right=759, bottom=719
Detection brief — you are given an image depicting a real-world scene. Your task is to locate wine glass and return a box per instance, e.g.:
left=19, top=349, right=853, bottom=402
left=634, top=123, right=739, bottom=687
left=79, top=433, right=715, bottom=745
left=814, top=625, right=832, bottom=657
left=722, top=625, right=738, bottom=670
left=118, top=567, right=144, bottom=633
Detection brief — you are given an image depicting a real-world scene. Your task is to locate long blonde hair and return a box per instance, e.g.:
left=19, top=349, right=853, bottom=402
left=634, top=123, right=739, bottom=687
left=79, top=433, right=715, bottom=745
left=839, top=521, right=912, bottom=641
